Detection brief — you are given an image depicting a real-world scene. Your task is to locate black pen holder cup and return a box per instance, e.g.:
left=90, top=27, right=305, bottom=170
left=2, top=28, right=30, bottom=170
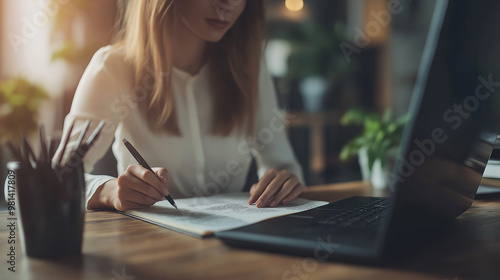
left=10, top=161, right=86, bottom=259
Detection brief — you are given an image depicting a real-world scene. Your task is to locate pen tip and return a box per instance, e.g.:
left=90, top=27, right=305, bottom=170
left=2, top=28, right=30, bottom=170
left=174, top=204, right=178, bottom=209
left=122, top=138, right=128, bottom=144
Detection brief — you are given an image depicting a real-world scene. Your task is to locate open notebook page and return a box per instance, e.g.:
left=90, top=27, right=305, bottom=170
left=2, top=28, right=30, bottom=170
left=121, top=192, right=328, bottom=237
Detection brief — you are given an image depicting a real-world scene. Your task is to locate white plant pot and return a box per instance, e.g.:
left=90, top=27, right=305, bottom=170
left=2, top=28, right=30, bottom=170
left=370, top=159, right=387, bottom=189
left=299, top=76, right=327, bottom=113
left=358, top=147, right=371, bottom=182
left=358, top=148, right=388, bottom=189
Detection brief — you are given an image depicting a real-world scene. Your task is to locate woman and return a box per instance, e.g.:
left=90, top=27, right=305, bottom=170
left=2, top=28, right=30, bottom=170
left=57, top=0, right=305, bottom=211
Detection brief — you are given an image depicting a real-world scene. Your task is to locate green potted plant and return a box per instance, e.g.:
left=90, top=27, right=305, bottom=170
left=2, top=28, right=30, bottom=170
left=1, top=77, right=48, bottom=172
left=339, top=108, right=409, bottom=189
left=1, top=77, right=48, bottom=202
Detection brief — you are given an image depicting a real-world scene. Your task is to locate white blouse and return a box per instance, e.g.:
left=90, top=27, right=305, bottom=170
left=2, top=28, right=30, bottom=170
left=55, top=45, right=304, bottom=208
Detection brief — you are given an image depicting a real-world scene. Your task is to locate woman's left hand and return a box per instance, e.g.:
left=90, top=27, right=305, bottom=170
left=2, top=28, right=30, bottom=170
left=248, top=169, right=306, bottom=208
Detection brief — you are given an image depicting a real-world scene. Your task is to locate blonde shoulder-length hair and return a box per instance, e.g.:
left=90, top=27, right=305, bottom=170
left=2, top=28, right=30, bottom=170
left=114, top=0, right=265, bottom=136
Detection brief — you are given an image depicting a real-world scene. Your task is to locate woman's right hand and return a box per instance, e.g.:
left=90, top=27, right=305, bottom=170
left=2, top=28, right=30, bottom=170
left=88, top=164, right=170, bottom=211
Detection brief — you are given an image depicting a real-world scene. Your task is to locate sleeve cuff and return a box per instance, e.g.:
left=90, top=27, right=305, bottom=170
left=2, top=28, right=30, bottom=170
left=84, top=173, right=116, bottom=209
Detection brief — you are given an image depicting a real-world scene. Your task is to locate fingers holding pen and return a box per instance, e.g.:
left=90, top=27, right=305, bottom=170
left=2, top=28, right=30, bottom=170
left=117, top=172, right=162, bottom=202
left=115, top=186, right=158, bottom=209
left=111, top=165, right=170, bottom=211
left=153, top=167, right=169, bottom=186
left=124, top=164, right=169, bottom=198
left=153, top=167, right=171, bottom=200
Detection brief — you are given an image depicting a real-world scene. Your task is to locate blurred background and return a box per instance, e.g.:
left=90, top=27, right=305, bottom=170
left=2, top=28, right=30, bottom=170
left=0, top=0, right=438, bottom=200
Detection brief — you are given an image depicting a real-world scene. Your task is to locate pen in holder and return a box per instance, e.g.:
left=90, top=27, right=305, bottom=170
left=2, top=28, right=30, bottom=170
left=6, top=121, right=105, bottom=259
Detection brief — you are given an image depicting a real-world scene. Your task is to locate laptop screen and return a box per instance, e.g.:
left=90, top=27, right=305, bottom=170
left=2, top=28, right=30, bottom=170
left=390, top=0, right=500, bottom=221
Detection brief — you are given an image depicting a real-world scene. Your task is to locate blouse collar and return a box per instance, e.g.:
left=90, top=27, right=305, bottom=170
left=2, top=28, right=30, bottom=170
left=172, top=62, right=210, bottom=83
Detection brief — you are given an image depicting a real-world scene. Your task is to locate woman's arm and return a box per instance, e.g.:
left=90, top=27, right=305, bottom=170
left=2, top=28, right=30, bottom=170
left=88, top=166, right=169, bottom=211
left=52, top=46, right=138, bottom=209
left=247, top=57, right=306, bottom=207
left=56, top=46, right=172, bottom=211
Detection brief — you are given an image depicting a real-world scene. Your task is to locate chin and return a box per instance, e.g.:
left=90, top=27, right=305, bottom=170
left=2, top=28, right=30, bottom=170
left=199, top=28, right=229, bottom=43
left=205, top=37, right=224, bottom=43
left=200, top=31, right=227, bottom=43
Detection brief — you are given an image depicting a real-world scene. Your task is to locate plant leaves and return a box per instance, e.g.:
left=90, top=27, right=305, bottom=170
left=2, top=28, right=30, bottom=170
left=339, top=109, right=410, bottom=171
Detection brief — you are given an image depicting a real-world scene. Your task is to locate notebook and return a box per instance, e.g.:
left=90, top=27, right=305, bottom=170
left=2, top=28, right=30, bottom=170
left=119, top=192, right=327, bottom=237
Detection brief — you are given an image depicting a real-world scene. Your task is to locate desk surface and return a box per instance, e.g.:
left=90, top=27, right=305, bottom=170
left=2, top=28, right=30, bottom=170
left=1, top=181, right=500, bottom=280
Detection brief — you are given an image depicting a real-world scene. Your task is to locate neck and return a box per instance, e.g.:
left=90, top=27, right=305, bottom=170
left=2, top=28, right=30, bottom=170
left=171, top=21, right=208, bottom=75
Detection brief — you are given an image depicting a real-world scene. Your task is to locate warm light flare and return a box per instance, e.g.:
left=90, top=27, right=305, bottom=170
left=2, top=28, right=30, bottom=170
left=285, top=0, right=304, bottom=12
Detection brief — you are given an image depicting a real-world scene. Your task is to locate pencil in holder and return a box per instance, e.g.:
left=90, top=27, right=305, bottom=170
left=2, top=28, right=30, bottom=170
left=10, top=160, right=85, bottom=259
left=5, top=121, right=105, bottom=259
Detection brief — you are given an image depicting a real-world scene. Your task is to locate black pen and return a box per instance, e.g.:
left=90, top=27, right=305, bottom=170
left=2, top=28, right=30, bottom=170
left=122, top=138, right=178, bottom=209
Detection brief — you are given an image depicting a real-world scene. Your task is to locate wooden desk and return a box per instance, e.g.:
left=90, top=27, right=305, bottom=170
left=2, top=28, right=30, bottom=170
left=1, top=181, right=500, bottom=280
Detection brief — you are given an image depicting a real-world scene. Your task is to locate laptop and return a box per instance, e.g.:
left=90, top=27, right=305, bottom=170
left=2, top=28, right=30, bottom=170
left=215, top=0, right=500, bottom=263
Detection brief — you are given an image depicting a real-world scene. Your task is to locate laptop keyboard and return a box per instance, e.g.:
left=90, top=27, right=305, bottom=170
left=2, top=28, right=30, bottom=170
left=318, top=198, right=390, bottom=229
